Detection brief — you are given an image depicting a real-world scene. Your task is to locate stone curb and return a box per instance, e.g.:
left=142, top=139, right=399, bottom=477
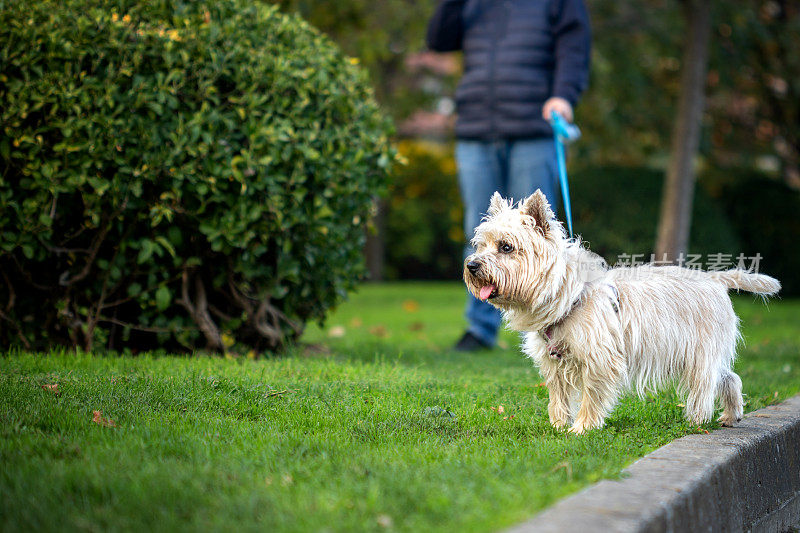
left=508, top=394, right=800, bottom=533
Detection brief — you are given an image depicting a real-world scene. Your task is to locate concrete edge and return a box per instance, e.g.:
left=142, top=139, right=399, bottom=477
left=507, top=394, right=800, bottom=533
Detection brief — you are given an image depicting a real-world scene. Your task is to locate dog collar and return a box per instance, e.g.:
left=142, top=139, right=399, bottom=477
left=540, top=301, right=578, bottom=359
left=540, top=283, right=620, bottom=359
left=541, top=324, right=564, bottom=359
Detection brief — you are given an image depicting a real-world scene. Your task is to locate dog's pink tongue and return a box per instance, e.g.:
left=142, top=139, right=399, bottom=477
left=479, top=285, right=495, bottom=301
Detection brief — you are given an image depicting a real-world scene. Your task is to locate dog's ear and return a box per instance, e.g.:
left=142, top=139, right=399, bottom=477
left=487, top=191, right=507, bottom=217
left=521, top=190, right=555, bottom=233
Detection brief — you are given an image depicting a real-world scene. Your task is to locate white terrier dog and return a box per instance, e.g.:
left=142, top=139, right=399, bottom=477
left=464, top=191, right=780, bottom=434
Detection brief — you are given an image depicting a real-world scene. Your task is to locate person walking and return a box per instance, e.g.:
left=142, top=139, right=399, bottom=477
left=426, top=0, right=591, bottom=351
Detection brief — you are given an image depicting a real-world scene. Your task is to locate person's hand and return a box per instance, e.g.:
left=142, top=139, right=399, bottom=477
left=542, top=97, right=573, bottom=123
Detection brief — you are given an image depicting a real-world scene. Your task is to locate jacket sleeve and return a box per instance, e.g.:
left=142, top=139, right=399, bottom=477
left=550, top=0, right=592, bottom=105
left=426, top=0, right=468, bottom=52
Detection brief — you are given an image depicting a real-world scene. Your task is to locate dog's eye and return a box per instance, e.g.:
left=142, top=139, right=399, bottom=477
left=499, top=241, right=514, bottom=254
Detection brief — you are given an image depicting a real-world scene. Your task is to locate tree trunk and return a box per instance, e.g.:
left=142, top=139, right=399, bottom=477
left=655, top=0, right=712, bottom=262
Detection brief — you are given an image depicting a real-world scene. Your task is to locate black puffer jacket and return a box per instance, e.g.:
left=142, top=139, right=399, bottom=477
left=426, top=0, right=591, bottom=140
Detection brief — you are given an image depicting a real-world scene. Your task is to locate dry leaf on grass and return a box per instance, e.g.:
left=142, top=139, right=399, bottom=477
left=369, top=325, right=388, bottom=338
left=327, top=326, right=346, bottom=338
left=92, top=410, right=116, bottom=428
left=41, top=383, right=59, bottom=395
left=401, top=299, right=419, bottom=313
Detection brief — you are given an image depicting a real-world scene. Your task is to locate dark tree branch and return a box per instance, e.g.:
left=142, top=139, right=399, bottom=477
left=58, top=221, right=110, bottom=287
left=177, top=269, right=224, bottom=352
left=227, top=275, right=302, bottom=347
left=96, top=315, right=195, bottom=334
left=59, top=197, right=128, bottom=287
left=2, top=270, right=15, bottom=311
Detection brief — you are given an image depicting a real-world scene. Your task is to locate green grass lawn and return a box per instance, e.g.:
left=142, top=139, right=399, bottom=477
left=2, top=282, right=799, bottom=532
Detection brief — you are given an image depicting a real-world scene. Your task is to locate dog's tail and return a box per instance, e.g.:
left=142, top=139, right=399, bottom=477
left=709, top=269, right=781, bottom=296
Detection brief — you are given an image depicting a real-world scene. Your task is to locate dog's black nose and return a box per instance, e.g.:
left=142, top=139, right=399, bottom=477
left=466, top=260, right=481, bottom=274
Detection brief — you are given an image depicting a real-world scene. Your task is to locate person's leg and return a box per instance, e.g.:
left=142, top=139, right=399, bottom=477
left=507, top=138, right=560, bottom=215
left=456, top=140, right=504, bottom=348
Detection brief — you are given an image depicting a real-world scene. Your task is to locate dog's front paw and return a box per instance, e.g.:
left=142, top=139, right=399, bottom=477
left=569, top=417, right=603, bottom=434
left=568, top=423, right=586, bottom=435
left=550, top=418, right=569, bottom=430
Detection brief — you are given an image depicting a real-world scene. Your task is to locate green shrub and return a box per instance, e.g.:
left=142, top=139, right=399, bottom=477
left=0, top=0, right=395, bottom=353
left=570, top=166, right=741, bottom=263
left=707, top=171, right=800, bottom=295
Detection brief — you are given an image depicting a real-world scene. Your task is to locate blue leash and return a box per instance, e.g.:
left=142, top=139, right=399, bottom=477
left=549, top=111, right=580, bottom=239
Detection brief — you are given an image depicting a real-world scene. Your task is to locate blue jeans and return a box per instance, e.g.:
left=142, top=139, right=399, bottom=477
left=456, top=138, right=560, bottom=346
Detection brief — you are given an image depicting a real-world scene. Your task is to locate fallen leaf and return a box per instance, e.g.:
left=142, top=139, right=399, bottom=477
left=503, top=415, right=515, bottom=420
left=328, top=325, right=346, bottom=338
left=92, top=410, right=116, bottom=428
left=349, top=317, right=363, bottom=328
left=369, top=325, right=388, bottom=338
left=41, top=383, right=59, bottom=395
left=696, top=426, right=709, bottom=434
left=281, top=474, right=293, bottom=486
left=408, top=321, right=424, bottom=332
left=377, top=515, right=393, bottom=528
left=497, top=405, right=505, bottom=414
left=402, top=299, right=419, bottom=313
left=535, top=382, right=546, bottom=387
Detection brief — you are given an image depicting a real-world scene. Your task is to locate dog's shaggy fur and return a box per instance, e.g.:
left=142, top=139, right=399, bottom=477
left=464, top=191, right=780, bottom=434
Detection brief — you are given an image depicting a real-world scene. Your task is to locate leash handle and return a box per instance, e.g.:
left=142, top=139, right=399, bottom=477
left=550, top=111, right=581, bottom=143
left=549, top=111, right=578, bottom=238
